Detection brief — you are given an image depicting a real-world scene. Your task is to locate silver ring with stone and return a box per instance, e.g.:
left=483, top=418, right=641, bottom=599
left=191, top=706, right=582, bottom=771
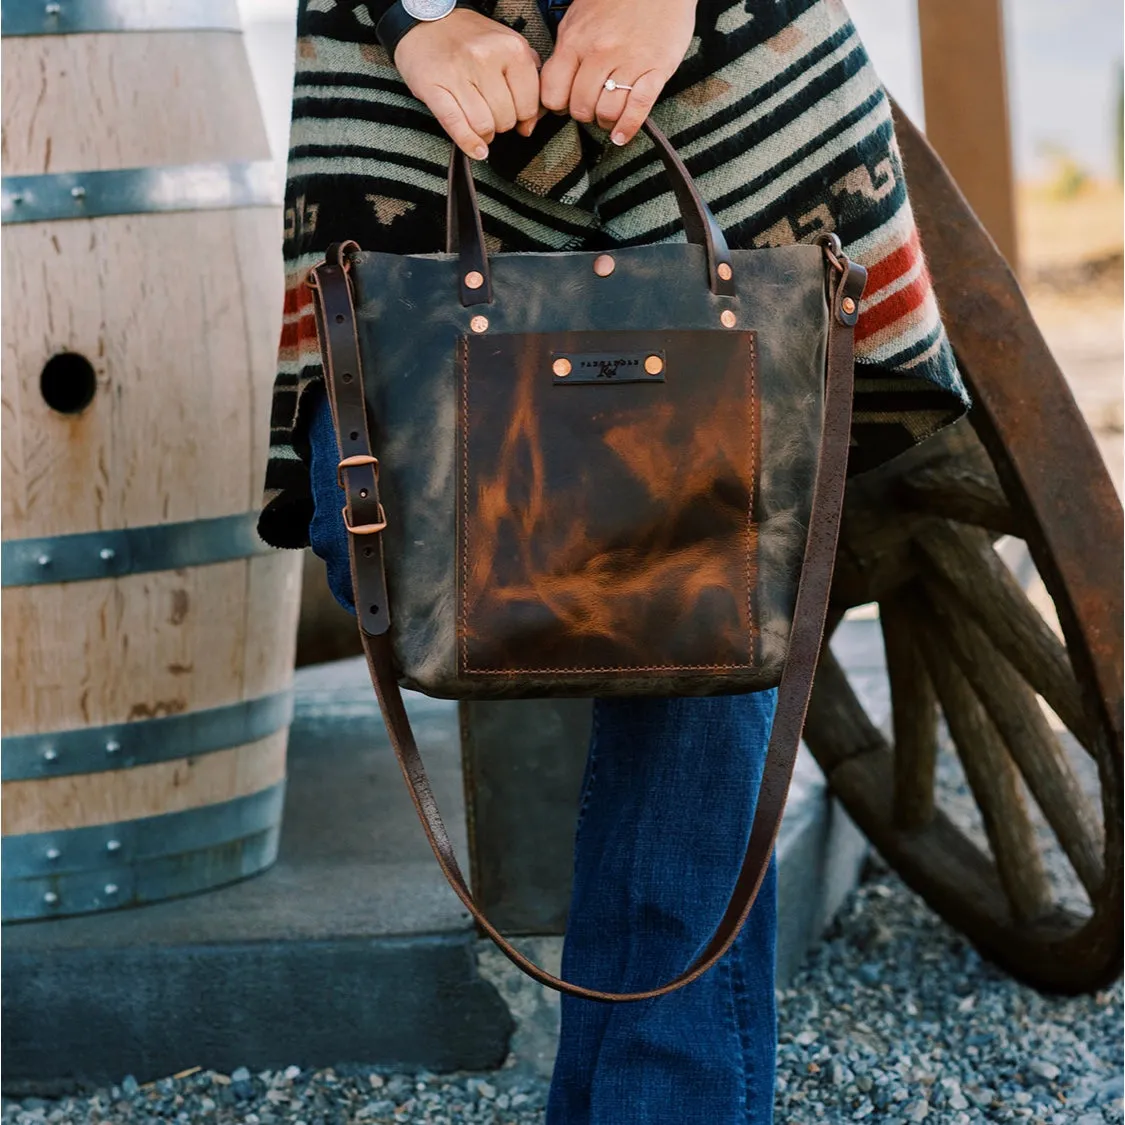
left=603, top=78, right=634, bottom=92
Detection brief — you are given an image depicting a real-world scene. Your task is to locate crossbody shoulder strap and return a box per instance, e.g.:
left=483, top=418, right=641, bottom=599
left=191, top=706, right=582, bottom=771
left=308, top=241, right=866, bottom=1003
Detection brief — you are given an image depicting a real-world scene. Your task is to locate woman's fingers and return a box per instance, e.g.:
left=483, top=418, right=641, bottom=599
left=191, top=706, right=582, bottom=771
left=539, top=0, right=698, bottom=139
left=516, top=105, right=550, bottom=137
left=456, top=80, right=501, bottom=146
left=395, top=8, right=545, bottom=154
left=568, top=57, right=613, bottom=123
left=539, top=43, right=580, bottom=114
left=506, top=51, right=542, bottom=128
left=474, top=69, right=519, bottom=135
left=608, top=69, right=663, bottom=145
left=425, top=85, right=491, bottom=159
left=594, top=79, right=629, bottom=132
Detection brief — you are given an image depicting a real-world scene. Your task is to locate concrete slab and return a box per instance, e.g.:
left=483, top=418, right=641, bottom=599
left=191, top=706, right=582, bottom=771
left=2, top=664, right=505, bottom=1095
left=3, top=621, right=879, bottom=1092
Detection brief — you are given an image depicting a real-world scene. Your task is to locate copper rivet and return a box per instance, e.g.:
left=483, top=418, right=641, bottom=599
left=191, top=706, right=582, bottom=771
left=720, top=310, right=736, bottom=328
left=464, top=270, right=484, bottom=290
left=717, top=263, right=733, bottom=281
left=553, top=357, right=572, bottom=377
left=644, top=354, right=664, bottom=375
left=470, top=315, right=489, bottom=333
left=841, top=296, right=857, bottom=315
left=593, top=254, right=616, bottom=277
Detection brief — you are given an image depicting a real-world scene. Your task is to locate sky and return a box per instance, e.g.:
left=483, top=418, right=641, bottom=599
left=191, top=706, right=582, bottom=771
left=238, top=0, right=1125, bottom=179
left=847, top=0, right=1123, bottom=179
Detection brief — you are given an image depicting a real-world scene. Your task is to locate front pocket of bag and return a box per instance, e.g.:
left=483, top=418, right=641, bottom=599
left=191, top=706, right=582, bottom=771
left=457, top=329, right=760, bottom=678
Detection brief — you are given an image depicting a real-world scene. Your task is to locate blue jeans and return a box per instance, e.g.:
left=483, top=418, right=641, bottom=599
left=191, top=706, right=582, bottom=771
left=307, top=389, right=778, bottom=1123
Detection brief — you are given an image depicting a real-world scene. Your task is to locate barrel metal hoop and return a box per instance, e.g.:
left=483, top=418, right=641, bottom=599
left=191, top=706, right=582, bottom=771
left=1, top=782, right=285, bottom=920
left=1, top=689, right=294, bottom=781
left=2, top=511, right=274, bottom=587
left=1, top=0, right=242, bottom=36
left=1, top=161, right=280, bottom=224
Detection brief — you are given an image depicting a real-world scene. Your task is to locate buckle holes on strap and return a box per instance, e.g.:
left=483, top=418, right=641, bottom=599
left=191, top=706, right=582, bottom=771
left=369, top=604, right=379, bottom=615
left=335, top=314, right=345, bottom=324
left=349, top=431, right=358, bottom=440
left=342, top=372, right=353, bottom=383
left=359, top=489, right=368, bottom=498
left=41, top=353, right=97, bottom=415
left=363, top=546, right=374, bottom=558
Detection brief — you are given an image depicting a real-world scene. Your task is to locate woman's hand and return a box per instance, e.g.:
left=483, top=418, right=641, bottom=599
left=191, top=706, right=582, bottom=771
left=538, top=0, right=698, bottom=146
left=394, top=7, right=542, bottom=160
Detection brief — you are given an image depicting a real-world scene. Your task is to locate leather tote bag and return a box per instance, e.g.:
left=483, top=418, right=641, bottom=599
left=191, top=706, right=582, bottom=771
left=307, top=119, right=866, bottom=1001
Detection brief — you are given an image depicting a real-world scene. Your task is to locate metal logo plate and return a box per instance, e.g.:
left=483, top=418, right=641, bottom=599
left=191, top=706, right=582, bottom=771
left=551, top=351, right=666, bottom=384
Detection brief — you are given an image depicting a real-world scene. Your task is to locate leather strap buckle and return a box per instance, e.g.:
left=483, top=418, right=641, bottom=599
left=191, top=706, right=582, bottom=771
left=337, top=453, right=380, bottom=490
left=342, top=503, right=387, bottom=536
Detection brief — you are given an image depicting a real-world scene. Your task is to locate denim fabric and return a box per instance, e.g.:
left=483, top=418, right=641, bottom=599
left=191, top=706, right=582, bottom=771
left=307, top=388, right=778, bottom=1122
left=538, top=0, right=571, bottom=29
left=546, top=695, right=778, bottom=1125
left=307, top=386, right=357, bottom=613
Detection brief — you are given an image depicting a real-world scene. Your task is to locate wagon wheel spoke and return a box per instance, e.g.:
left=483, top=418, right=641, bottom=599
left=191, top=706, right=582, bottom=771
left=918, top=570, right=1106, bottom=898
left=806, top=647, right=1016, bottom=926
left=897, top=457, right=1020, bottom=536
left=879, top=595, right=938, bottom=831
left=908, top=591, right=1054, bottom=922
left=916, top=520, right=1093, bottom=754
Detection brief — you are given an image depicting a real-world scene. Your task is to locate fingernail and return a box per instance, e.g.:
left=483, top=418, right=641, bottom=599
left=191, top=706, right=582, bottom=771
left=611, top=131, right=626, bottom=146
left=473, top=144, right=488, bottom=159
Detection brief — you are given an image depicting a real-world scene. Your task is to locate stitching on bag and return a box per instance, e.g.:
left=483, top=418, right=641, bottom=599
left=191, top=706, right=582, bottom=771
left=458, top=336, right=470, bottom=677
left=747, top=333, right=757, bottom=660
left=459, top=329, right=760, bottom=677
left=465, top=661, right=757, bottom=675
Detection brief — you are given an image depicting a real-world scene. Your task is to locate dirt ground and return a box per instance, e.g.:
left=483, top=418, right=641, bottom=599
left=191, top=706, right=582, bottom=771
left=1017, top=180, right=1123, bottom=496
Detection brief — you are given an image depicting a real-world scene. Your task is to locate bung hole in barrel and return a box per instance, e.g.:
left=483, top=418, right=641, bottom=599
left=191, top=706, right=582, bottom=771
left=40, top=353, right=97, bottom=415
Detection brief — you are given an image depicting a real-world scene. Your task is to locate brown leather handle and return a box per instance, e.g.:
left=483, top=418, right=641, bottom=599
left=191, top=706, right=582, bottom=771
left=309, top=239, right=866, bottom=1002
left=444, top=119, right=736, bottom=306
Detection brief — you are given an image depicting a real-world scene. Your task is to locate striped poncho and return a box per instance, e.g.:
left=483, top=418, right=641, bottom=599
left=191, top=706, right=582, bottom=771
left=258, top=0, right=969, bottom=549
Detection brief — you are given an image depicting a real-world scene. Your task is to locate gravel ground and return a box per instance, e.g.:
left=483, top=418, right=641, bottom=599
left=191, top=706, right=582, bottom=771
left=4, top=744, right=1120, bottom=1125
left=1, top=1067, right=549, bottom=1125
left=774, top=859, right=1123, bottom=1124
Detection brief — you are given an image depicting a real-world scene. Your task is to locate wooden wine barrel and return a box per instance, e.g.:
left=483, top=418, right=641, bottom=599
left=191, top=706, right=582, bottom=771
left=0, top=2, right=301, bottom=920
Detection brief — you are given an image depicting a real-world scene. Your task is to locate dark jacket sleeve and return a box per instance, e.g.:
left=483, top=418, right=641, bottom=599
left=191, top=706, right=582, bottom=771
left=298, top=0, right=489, bottom=49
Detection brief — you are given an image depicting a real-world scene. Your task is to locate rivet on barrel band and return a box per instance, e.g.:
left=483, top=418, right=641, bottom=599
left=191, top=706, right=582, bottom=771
left=1, top=161, right=280, bottom=225
left=1, top=690, right=294, bottom=781
left=1, top=0, right=243, bottom=37
left=1, top=511, right=273, bottom=588
left=1, top=783, right=286, bottom=921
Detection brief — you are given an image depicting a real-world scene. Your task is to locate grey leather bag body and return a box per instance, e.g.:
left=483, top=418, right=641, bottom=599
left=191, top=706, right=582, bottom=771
left=307, top=120, right=867, bottom=1001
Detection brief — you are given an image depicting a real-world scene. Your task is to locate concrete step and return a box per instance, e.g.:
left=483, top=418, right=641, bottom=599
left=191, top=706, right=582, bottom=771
left=3, top=621, right=880, bottom=1094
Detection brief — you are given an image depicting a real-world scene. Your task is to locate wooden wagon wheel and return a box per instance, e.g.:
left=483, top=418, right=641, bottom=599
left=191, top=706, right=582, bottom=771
left=803, top=103, right=1123, bottom=994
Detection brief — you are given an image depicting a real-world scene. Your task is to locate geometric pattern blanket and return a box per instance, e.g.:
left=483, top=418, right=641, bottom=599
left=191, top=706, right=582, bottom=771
left=259, top=0, right=969, bottom=548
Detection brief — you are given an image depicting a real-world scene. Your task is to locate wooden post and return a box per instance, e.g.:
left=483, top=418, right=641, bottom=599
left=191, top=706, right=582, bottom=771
left=916, top=0, right=1019, bottom=270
